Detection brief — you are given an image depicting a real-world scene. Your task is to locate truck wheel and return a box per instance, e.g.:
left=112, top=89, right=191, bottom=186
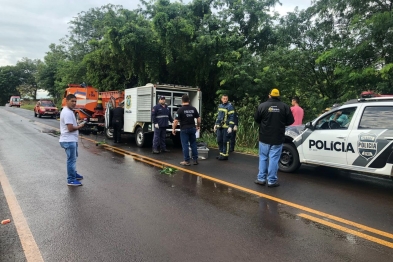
left=105, top=127, right=114, bottom=139
left=279, top=143, right=301, bottom=173
left=38, top=113, right=42, bottom=118
left=135, top=127, right=145, bottom=147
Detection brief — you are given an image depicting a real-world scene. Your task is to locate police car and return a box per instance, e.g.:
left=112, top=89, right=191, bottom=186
left=280, top=97, right=393, bottom=179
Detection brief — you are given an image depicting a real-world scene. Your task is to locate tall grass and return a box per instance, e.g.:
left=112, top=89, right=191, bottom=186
left=20, top=100, right=36, bottom=111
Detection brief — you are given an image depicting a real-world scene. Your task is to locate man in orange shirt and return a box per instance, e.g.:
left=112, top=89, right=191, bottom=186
left=290, top=96, right=304, bottom=126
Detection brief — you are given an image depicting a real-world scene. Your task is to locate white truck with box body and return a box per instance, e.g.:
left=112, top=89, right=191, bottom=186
left=105, top=83, right=202, bottom=147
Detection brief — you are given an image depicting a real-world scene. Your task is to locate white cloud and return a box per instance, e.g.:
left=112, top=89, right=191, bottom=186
left=273, top=0, right=312, bottom=16
left=0, top=0, right=311, bottom=66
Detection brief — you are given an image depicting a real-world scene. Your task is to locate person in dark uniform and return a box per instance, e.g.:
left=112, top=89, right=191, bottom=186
left=229, top=103, right=239, bottom=152
left=112, top=100, right=124, bottom=143
left=172, top=94, right=201, bottom=166
left=213, top=94, right=235, bottom=160
left=152, top=96, right=173, bottom=154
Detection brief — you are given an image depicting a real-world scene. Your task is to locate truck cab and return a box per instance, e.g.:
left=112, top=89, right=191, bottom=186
left=281, top=97, right=393, bottom=179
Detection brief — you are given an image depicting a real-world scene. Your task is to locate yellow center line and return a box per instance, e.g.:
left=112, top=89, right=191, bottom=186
left=82, top=136, right=393, bottom=242
left=298, top=213, right=393, bottom=249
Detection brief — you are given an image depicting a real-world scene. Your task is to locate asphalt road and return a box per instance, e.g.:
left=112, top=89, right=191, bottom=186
left=1, top=106, right=393, bottom=262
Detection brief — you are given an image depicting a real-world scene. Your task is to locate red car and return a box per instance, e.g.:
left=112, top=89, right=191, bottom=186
left=34, top=100, right=59, bottom=118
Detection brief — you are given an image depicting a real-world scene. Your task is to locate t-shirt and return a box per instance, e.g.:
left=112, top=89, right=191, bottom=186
left=290, top=105, right=304, bottom=126
left=59, top=107, right=79, bottom=142
left=175, top=104, right=200, bottom=129
left=330, top=113, right=349, bottom=126
left=112, top=106, right=124, bottom=123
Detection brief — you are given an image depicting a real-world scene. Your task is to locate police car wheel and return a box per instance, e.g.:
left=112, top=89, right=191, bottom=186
left=279, top=143, right=301, bottom=173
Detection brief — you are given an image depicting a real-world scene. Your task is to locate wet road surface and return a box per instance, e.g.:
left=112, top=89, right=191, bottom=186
left=1, top=106, right=393, bottom=261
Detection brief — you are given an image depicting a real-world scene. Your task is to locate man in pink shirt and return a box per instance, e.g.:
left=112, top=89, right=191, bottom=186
left=290, top=96, right=304, bottom=126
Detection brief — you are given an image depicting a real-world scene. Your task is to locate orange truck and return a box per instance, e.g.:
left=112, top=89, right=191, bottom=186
left=62, top=84, right=124, bottom=134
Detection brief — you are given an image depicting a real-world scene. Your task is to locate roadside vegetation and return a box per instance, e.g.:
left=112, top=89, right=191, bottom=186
left=20, top=100, right=36, bottom=111
left=0, top=0, right=391, bottom=153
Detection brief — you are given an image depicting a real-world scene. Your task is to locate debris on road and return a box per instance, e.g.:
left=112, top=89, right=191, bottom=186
left=1, top=219, right=11, bottom=225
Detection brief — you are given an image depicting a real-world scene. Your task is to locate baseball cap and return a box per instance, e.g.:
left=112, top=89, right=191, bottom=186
left=270, top=88, right=280, bottom=97
left=159, top=95, right=165, bottom=100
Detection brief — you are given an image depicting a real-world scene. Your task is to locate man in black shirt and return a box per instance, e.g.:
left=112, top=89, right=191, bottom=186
left=254, top=89, right=294, bottom=187
left=172, top=95, right=201, bottom=166
left=112, top=101, right=124, bottom=143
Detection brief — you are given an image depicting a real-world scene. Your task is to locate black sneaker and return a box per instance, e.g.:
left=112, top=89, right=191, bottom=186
left=152, top=150, right=160, bottom=154
left=193, top=159, right=199, bottom=165
left=254, top=179, right=266, bottom=186
left=267, top=182, right=280, bottom=188
left=218, top=156, right=228, bottom=161
left=161, top=149, right=170, bottom=152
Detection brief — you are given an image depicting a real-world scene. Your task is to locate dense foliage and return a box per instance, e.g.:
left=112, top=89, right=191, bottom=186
left=1, top=0, right=392, bottom=133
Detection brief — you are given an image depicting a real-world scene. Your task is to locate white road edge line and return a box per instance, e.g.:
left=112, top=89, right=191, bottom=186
left=0, top=163, right=44, bottom=262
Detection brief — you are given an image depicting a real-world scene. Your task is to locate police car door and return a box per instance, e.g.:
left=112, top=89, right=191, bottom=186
left=302, top=107, right=357, bottom=167
left=346, top=104, right=393, bottom=171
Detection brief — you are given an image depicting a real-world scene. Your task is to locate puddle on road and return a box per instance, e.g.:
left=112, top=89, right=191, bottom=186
left=41, top=128, right=60, bottom=136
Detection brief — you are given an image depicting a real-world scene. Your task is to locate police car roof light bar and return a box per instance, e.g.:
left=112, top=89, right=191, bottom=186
left=358, top=97, right=393, bottom=102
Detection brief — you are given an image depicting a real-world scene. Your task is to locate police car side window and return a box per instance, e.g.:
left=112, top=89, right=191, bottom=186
left=358, top=106, right=393, bottom=129
left=316, top=107, right=356, bottom=130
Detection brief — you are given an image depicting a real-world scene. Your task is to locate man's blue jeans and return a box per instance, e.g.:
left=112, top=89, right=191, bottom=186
left=60, top=142, right=78, bottom=182
left=180, top=127, right=198, bottom=162
left=257, top=142, right=283, bottom=184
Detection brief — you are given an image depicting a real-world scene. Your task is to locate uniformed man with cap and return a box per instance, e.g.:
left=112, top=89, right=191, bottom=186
left=254, top=88, right=294, bottom=187
left=152, top=95, right=173, bottom=154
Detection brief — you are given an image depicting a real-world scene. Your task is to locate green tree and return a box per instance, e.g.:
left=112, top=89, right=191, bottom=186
left=15, top=58, right=41, bottom=99
left=0, top=66, right=20, bottom=105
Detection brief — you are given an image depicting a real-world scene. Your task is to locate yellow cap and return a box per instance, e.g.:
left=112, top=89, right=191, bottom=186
left=270, top=88, right=280, bottom=97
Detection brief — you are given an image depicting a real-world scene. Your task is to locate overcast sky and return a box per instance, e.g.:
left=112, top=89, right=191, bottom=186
left=0, top=0, right=311, bottom=67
